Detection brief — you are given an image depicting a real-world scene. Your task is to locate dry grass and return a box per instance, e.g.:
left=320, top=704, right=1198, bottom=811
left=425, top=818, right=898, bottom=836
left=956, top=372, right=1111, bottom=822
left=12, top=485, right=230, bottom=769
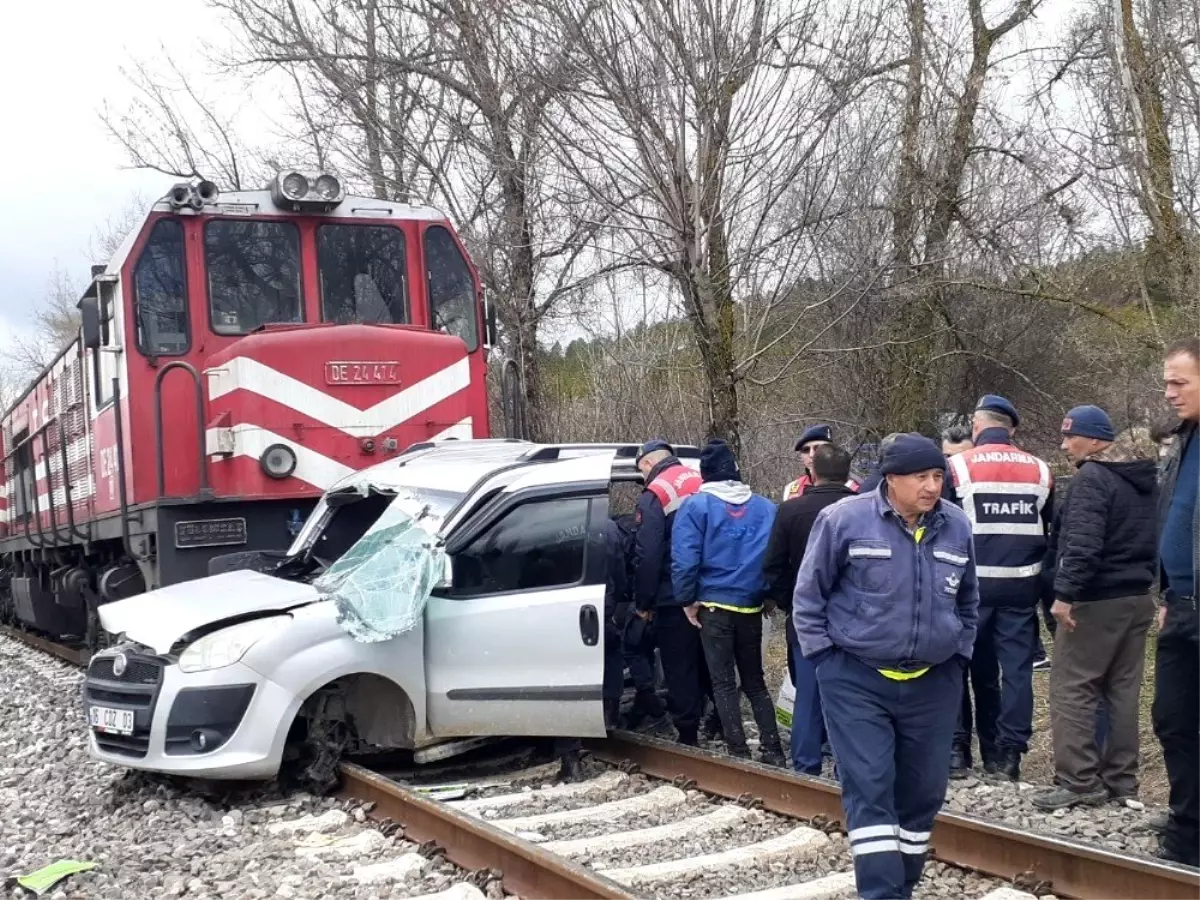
left=760, top=614, right=1168, bottom=803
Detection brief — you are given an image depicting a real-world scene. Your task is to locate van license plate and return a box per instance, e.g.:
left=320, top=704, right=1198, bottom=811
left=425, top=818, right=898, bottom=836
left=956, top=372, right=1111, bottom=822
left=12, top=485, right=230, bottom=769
left=89, top=705, right=134, bottom=735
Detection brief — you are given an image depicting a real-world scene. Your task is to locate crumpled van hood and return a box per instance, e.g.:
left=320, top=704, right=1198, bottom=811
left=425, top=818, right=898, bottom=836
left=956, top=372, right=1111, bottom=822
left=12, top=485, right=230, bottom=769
left=99, top=570, right=319, bottom=654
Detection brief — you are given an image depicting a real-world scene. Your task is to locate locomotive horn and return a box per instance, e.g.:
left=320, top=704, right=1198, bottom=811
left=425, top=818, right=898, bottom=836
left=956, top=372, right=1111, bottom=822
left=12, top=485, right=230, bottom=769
left=167, top=183, right=192, bottom=209
left=196, top=180, right=220, bottom=204
left=186, top=185, right=204, bottom=210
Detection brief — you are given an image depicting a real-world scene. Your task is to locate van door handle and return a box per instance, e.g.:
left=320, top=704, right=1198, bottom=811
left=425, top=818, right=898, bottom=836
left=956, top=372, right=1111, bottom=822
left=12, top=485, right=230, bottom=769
left=579, top=605, right=599, bottom=646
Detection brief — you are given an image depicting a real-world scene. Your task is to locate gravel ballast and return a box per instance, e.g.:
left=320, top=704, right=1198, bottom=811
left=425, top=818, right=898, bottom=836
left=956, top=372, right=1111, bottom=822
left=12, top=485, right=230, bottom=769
left=0, top=636, right=484, bottom=900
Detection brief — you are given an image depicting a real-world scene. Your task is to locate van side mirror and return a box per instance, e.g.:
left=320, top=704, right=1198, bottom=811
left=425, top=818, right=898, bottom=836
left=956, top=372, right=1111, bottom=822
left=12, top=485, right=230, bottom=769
left=81, top=296, right=101, bottom=350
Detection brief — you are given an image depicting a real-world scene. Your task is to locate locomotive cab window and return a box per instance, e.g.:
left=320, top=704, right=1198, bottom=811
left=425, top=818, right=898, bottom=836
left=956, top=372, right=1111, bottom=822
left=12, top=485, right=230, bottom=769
left=318, top=225, right=408, bottom=324
left=206, top=220, right=303, bottom=335
left=425, top=225, right=478, bottom=351
left=133, top=218, right=189, bottom=356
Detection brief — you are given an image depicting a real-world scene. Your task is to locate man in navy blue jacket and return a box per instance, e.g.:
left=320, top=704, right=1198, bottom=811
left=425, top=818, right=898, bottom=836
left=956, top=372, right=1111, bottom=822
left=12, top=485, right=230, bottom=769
left=631, top=440, right=705, bottom=744
left=673, top=439, right=785, bottom=765
left=794, top=434, right=979, bottom=900
left=945, top=395, right=1053, bottom=781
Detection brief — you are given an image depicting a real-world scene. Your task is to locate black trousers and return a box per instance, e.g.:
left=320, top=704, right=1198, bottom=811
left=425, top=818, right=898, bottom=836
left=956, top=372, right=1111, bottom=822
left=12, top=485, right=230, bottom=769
left=657, top=605, right=705, bottom=743
left=603, top=621, right=624, bottom=726
left=1153, top=599, right=1199, bottom=864
left=697, top=606, right=783, bottom=757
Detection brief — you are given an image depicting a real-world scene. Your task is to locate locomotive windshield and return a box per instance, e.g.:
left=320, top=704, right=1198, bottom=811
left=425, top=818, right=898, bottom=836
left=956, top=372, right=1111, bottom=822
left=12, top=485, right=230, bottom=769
left=425, top=225, right=478, bottom=351
left=205, top=220, right=303, bottom=334
left=318, top=224, right=408, bottom=324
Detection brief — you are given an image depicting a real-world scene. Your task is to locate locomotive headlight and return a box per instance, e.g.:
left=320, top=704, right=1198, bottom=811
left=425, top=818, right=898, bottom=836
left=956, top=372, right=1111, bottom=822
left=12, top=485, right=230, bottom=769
left=260, top=443, right=298, bottom=479
left=313, top=173, right=341, bottom=200
left=268, top=169, right=345, bottom=211
left=178, top=617, right=285, bottom=673
left=281, top=172, right=309, bottom=200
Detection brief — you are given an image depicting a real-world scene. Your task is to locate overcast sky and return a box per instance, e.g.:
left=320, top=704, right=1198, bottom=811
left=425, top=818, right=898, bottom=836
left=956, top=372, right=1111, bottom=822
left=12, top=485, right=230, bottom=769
left=3, top=0, right=1085, bottom=360
left=1, top=0, right=223, bottom=351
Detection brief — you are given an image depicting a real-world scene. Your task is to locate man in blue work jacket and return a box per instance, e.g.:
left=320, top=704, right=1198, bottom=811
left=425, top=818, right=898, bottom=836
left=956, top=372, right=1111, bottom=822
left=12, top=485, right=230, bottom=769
left=672, top=438, right=786, bottom=765
left=794, top=433, right=979, bottom=900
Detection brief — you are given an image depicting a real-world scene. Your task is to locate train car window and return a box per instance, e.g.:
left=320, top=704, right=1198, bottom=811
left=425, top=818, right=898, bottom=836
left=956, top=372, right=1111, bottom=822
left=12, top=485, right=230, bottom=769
left=133, top=219, right=189, bottom=356
left=450, top=497, right=589, bottom=596
left=318, top=225, right=408, bottom=324
left=205, top=220, right=303, bottom=335
left=425, top=225, right=478, bottom=351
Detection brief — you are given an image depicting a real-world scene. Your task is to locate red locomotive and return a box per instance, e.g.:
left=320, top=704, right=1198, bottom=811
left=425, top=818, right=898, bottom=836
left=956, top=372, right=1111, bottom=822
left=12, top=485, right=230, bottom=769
left=0, top=171, right=492, bottom=646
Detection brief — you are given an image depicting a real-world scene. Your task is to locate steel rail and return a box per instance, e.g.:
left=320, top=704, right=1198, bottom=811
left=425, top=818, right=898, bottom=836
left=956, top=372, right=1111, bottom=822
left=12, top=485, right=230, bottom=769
left=0, top=624, right=90, bottom=666
left=587, top=731, right=1200, bottom=900
left=338, top=762, right=635, bottom=900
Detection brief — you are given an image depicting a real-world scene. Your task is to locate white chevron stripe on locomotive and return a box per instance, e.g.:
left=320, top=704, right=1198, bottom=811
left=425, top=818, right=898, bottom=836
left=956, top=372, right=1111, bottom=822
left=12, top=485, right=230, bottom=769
left=206, top=416, right=475, bottom=491
left=205, top=356, right=472, bottom=438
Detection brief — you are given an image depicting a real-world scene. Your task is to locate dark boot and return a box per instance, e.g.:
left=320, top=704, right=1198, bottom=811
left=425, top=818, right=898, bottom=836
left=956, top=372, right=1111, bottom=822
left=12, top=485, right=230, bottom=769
left=949, top=744, right=972, bottom=779
left=603, top=699, right=620, bottom=730
left=995, top=747, right=1021, bottom=782
left=556, top=750, right=584, bottom=783
left=701, top=705, right=723, bottom=741
left=759, top=747, right=787, bottom=767
left=677, top=728, right=699, bottom=747
left=1147, top=811, right=1170, bottom=834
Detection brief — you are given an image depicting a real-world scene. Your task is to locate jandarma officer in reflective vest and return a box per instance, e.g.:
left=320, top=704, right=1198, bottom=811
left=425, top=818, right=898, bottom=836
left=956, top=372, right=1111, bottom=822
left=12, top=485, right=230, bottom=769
left=631, top=439, right=706, bottom=744
left=793, top=434, right=979, bottom=900
left=946, top=394, right=1053, bottom=782
left=783, top=424, right=860, bottom=501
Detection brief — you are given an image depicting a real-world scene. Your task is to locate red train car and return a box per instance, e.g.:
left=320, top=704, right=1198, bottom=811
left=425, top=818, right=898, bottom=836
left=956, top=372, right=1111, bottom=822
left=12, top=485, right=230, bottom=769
left=0, top=171, right=492, bottom=645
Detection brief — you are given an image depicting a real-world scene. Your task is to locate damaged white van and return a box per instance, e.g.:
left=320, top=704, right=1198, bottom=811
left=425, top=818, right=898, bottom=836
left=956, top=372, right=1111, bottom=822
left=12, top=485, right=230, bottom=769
left=83, top=440, right=695, bottom=786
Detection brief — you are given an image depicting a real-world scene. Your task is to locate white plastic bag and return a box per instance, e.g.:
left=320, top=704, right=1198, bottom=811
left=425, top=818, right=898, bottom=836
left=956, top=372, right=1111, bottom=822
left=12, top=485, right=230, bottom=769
left=775, top=668, right=796, bottom=729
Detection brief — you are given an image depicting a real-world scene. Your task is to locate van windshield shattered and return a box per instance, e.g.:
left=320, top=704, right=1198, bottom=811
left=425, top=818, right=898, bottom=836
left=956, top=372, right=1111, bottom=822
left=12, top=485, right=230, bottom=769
left=302, top=486, right=460, bottom=643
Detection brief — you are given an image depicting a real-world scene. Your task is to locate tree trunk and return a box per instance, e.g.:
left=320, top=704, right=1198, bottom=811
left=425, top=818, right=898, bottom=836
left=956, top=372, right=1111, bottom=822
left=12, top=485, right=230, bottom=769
left=891, top=0, right=926, bottom=280
left=1114, top=0, right=1192, bottom=306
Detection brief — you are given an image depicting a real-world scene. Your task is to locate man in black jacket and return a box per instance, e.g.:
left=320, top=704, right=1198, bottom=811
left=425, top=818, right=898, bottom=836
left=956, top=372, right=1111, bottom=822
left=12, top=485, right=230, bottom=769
left=763, top=444, right=855, bottom=774
left=1152, top=337, right=1199, bottom=866
left=1033, top=406, right=1159, bottom=811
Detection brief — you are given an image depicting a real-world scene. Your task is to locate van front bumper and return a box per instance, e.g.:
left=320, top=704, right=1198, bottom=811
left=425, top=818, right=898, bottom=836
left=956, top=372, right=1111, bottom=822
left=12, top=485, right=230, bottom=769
left=83, top=648, right=293, bottom=779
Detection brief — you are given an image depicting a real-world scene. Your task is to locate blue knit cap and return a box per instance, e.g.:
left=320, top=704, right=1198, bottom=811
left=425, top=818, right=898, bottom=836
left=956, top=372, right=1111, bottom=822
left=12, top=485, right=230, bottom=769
left=880, top=433, right=947, bottom=476
left=700, top=438, right=740, bottom=482
left=1061, top=406, right=1115, bottom=442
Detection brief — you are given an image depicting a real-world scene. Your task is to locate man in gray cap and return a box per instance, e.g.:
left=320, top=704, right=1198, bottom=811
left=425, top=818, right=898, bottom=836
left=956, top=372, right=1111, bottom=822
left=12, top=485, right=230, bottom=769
left=1033, top=406, right=1158, bottom=811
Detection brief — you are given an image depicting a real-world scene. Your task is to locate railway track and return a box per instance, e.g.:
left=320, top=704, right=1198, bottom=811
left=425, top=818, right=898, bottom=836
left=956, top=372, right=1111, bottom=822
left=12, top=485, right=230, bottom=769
left=0, top=624, right=90, bottom=666
left=8, top=630, right=1197, bottom=899
left=344, top=733, right=1200, bottom=900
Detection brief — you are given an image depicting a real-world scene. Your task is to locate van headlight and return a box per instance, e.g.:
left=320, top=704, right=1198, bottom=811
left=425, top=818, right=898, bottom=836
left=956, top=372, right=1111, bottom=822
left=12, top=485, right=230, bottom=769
left=178, top=617, right=287, bottom=673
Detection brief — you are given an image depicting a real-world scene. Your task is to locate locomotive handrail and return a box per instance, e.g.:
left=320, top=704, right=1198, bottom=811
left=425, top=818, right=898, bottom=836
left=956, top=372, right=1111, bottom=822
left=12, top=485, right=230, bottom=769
left=111, top=376, right=143, bottom=563
left=152, top=361, right=211, bottom=501
left=24, top=455, right=46, bottom=549
left=6, top=419, right=53, bottom=549
left=38, top=429, right=60, bottom=547
left=4, top=415, right=90, bottom=548
left=57, top=417, right=89, bottom=544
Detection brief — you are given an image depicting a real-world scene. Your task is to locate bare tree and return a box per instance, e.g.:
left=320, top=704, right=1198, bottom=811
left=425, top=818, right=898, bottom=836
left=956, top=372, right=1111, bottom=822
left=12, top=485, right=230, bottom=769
left=101, top=56, right=256, bottom=188
left=541, top=0, right=903, bottom=455
left=1037, top=0, right=1198, bottom=321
